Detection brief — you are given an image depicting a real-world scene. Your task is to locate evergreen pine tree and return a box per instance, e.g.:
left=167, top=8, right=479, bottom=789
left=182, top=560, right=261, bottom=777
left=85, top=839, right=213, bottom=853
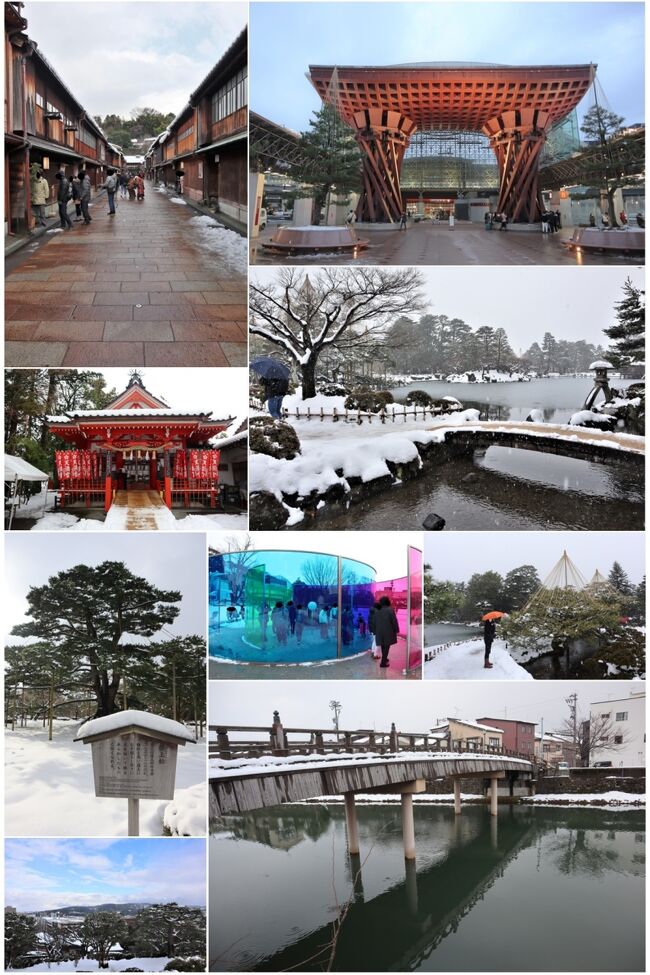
left=296, top=103, right=361, bottom=224
left=608, top=560, right=632, bottom=594
left=603, top=277, right=645, bottom=367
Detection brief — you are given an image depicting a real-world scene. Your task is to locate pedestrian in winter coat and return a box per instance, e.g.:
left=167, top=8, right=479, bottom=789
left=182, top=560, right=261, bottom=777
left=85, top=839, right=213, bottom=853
left=295, top=605, right=306, bottom=645
left=272, top=602, right=289, bottom=645
left=261, top=375, right=289, bottom=420
left=71, top=176, right=83, bottom=220
left=399, top=210, right=408, bottom=231
left=54, top=173, right=72, bottom=229
left=287, top=601, right=297, bottom=635
left=31, top=172, right=50, bottom=226
left=104, top=169, right=118, bottom=215
left=134, top=173, right=145, bottom=201
left=259, top=603, right=269, bottom=644
left=318, top=607, right=329, bottom=640
left=78, top=170, right=92, bottom=224
left=374, top=597, right=399, bottom=668
left=119, top=171, right=129, bottom=199
left=483, top=618, right=497, bottom=669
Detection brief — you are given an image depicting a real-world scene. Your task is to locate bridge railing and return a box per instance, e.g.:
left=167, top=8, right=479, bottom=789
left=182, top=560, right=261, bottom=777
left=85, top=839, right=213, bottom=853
left=209, top=722, right=541, bottom=770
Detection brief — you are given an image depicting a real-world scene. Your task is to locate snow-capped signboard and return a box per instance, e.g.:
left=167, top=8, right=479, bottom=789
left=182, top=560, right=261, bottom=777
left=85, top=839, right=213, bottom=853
left=75, top=711, right=196, bottom=834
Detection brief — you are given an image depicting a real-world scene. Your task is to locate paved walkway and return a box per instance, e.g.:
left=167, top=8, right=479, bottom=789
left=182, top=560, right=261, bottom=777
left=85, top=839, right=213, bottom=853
left=5, top=187, right=247, bottom=367
left=103, top=489, right=177, bottom=531
left=251, top=220, right=642, bottom=267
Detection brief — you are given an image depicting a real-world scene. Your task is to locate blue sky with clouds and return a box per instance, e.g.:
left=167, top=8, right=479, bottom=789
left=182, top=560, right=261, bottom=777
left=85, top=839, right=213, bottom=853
left=23, top=2, right=247, bottom=117
left=5, top=839, right=206, bottom=912
left=251, top=2, right=644, bottom=132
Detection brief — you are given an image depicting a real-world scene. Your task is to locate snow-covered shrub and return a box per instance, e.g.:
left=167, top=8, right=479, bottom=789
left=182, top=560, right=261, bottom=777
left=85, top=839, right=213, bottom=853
left=164, top=958, right=206, bottom=972
left=249, top=491, right=290, bottom=530
left=249, top=416, right=301, bottom=460
left=344, top=389, right=394, bottom=413
left=317, top=381, right=349, bottom=397
left=404, top=389, right=433, bottom=407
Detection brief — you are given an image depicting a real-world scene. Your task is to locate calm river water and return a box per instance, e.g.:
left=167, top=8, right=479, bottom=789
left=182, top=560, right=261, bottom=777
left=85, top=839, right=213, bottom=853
left=210, top=804, right=645, bottom=972
left=425, top=622, right=480, bottom=645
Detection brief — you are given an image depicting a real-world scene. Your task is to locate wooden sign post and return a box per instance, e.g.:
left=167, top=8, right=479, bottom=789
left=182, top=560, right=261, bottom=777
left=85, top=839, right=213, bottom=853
left=75, top=711, right=197, bottom=836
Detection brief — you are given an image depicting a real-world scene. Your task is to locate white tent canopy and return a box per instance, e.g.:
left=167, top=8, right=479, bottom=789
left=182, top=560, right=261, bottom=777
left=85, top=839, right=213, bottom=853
left=5, top=454, right=50, bottom=529
left=5, top=454, right=49, bottom=482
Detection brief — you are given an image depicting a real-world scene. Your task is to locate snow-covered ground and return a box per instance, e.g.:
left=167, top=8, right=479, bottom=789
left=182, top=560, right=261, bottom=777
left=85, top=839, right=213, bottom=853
left=444, top=370, right=530, bottom=383
left=424, top=639, right=533, bottom=680
left=5, top=720, right=206, bottom=836
left=187, top=214, right=248, bottom=273
left=27, top=508, right=246, bottom=532
left=20, top=957, right=184, bottom=972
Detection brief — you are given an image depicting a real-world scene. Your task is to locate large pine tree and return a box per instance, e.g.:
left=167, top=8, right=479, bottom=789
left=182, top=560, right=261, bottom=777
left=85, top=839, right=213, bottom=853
left=603, top=277, right=645, bottom=367
left=296, top=103, right=361, bottom=225
left=10, top=561, right=182, bottom=717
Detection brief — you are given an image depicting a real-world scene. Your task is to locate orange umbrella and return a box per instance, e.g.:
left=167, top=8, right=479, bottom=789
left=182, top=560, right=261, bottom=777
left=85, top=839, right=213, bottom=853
left=482, top=611, right=506, bottom=621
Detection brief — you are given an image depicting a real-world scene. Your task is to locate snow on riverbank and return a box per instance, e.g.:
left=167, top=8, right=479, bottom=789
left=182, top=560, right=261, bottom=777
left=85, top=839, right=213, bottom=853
left=251, top=408, right=481, bottom=500
left=20, top=957, right=187, bottom=972
left=424, top=639, right=533, bottom=681
left=525, top=792, right=645, bottom=806
left=5, top=720, right=206, bottom=836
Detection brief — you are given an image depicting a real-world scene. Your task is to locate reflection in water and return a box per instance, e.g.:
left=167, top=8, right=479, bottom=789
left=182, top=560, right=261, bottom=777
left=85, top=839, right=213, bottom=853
left=210, top=805, right=645, bottom=972
left=302, top=451, right=643, bottom=532
left=392, top=377, right=639, bottom=425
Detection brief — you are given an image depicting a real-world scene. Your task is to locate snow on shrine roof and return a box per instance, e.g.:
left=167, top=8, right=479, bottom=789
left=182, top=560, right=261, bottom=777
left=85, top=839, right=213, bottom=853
left=211, top=430, right=248, bottom=449
left=48, top=409, right=219, bottom=420
left=74, top=709, right=196, bottom=742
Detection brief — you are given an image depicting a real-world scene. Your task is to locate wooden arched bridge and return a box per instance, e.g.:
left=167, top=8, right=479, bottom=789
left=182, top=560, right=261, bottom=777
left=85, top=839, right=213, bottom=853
left=210, top=717, right=537, bottom=860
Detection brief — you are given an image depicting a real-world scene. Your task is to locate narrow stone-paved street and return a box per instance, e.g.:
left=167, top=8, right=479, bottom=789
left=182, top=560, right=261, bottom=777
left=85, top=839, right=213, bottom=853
left=5, top=186, right=247, bottom=367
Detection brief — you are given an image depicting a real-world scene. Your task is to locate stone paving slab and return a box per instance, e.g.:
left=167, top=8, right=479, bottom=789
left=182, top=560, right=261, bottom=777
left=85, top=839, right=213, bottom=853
left=5, top=186, right=247, bottom=367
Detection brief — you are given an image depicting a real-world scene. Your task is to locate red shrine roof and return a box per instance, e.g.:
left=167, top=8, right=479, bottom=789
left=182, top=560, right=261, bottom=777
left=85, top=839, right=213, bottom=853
left=308, top=63, right=594, bottom=130
left=47, top=373, right=233, bottom=448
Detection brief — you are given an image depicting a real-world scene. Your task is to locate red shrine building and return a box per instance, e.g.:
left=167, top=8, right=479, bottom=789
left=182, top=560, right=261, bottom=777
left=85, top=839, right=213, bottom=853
left=48, top=373, right=239, bottom=513
left=308, top=62, right=594, bottom=223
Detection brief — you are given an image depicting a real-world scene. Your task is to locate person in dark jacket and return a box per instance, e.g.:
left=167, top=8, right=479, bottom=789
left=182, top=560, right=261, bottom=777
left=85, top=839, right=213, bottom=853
left=374, top=596, right=399, bottom=668
left=483, top=618, right=497, bottom=669
left=287, top=600, right=297, bottom=635
left=78, top=170, right=92, bottom=224
left=261, top=375, right=289, bottom=419
left=54, top=173, right=72, bottom=229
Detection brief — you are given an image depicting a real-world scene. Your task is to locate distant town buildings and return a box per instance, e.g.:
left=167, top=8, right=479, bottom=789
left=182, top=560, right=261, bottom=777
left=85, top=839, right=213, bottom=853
left=588, top=689, right=646, bottom=767
left=476, top=717, right=536, bottom=757
left=430, top=718, right=504, bottom=751
left=534, top=733, right=579, bottom=767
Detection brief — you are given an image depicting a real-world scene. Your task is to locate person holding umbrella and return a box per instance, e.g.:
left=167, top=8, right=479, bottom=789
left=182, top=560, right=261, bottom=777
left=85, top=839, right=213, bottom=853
left=250, top=357, right=291, bottom=420
left=481, top=611, right=505, bottom=669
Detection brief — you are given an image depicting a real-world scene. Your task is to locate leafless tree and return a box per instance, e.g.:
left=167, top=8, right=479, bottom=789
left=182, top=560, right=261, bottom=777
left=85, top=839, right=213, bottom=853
left=557, top=710, right=632, bottom=765
left=209, top=534, right=257, bottom=605
left=250, top=267, right=425, bottom=398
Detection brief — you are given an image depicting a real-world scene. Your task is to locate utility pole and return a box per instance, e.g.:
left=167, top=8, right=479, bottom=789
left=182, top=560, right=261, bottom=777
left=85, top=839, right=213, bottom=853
left=566, top=692, right=578, bottom=744
left=330, top=699, right=342, bottom=735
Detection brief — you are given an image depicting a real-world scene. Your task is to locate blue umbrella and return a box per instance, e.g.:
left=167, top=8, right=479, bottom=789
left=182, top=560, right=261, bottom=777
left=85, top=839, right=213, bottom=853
left=250, top=357, right=291, bottom=380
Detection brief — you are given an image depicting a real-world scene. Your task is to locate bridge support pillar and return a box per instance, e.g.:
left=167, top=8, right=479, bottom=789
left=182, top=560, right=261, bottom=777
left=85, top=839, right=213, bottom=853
left=402, top=793, right=416, bottom=860
left=490, top=776, right=499, bottom=817
left=453, top=778, right=462, bottom=815
left=344, top=792, right=360, bottom=855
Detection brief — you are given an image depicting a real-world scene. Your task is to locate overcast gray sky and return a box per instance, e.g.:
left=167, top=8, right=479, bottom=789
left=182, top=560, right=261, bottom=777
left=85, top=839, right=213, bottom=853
left=92, top=368, right=248, bottom=422
left=5, top=534, right=206, bottom=640
left=208, top=530, right=422, bottom=581
left=424, top=531, right=644, bottom=584
left=24, top=2, right=247, bottom=117
left=209, top=678, right=641, bottom=733
left=251, top=266, right=643, bottom=352
left=251, top=2, right=644, bottom=131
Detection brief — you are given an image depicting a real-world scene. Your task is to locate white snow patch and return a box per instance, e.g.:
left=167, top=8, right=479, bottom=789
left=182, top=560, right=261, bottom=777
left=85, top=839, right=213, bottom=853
left=163, top=781, right=206, bottom=835
left=424, top=638, right=533, bottom=681
left=21, top=957, right=177, bottom=972
left=169, top=196, right=188, bottom=205
left=187, top=214, right=247, bottom=272
left=526, top=791, right=644, bottom=806
left=75, top=709, right=196, bottom=742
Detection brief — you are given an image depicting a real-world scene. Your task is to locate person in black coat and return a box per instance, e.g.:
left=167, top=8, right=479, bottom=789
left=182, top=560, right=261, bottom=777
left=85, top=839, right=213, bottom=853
left=483, top=618, right=497, bottom=669
left=261, top=375, right=289, bottom=420
left=374, top=596, right=399, bottom=668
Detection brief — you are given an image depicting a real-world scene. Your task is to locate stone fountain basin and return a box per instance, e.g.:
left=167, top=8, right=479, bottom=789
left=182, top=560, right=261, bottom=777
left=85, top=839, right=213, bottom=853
left=565, top=227, right=645, bottom=253
left=262, top=225, right=369, bottom=252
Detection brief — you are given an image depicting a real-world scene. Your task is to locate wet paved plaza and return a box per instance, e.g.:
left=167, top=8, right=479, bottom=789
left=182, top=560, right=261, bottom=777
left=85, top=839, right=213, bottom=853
left=5, top=186, right=247, bottom=367
left=251, top=219, right=644, bottom=267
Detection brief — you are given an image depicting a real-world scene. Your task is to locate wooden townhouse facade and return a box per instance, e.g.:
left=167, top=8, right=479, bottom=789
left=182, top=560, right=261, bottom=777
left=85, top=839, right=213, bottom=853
left=5, top=2, right=123, bottom=236
left=147, top=27, right=247, bottom=232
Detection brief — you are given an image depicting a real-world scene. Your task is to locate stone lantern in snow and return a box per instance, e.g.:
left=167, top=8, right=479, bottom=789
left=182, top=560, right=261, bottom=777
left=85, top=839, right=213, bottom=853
left=583, top=360, right=614, bottom=410
left=75, top=710, right=196, bottom=836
